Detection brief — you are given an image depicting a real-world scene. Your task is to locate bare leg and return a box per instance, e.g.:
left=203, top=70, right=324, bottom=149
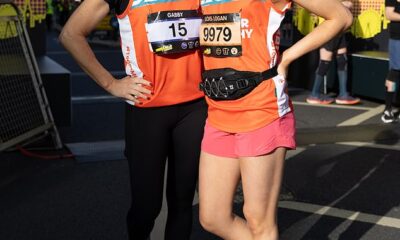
left=199, top=151, right=253, bottom=240
left=309, top=48, right=334, bottom=99
left=336, top=47, right=349, bottom=97
left=240, top=147, right=287, bottom=240
left=320, top=47, right=334, bottom=61
left=337, top=47, right=347, bottom=55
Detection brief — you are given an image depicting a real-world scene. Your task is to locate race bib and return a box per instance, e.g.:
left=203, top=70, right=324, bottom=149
left=200, top=13, right=242, bottom=57
left=146, top=10, right=201, bottom=54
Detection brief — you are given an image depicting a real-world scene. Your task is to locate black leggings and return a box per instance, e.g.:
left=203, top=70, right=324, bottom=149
left=125, top=98, right=207, bottom=240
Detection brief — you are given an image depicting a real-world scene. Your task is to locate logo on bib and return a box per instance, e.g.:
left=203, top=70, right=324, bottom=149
left=155, top=44, right=173, bottom=53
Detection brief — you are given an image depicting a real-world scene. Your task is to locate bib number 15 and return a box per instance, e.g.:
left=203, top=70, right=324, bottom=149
left=168, top=23, right=187, bottom=37
left=203, top=26, right=232, bottom=42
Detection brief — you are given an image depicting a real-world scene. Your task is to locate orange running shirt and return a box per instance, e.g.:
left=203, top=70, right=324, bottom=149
left=200, top=0, right=292, bottom=132
left=116, top=0, right=204, bottom=107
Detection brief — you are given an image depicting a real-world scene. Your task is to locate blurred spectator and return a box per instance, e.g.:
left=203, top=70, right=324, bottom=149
left=306, top=0, right=360, bottom=105
left=382, top=0, right=400, bottom=123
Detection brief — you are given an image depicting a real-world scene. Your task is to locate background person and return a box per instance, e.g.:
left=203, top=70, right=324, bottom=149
left=306, top=0, right=360, bottom=105
left=382, top=0, right=400, bottom=123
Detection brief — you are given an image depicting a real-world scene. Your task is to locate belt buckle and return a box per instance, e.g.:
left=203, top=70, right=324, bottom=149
left=236, top=79, right=249, bottom=89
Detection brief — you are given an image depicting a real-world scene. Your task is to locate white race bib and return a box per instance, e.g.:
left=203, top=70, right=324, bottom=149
left=200, top=13, right=242, bottom=57
left=146, top=10, right=202, bottom=54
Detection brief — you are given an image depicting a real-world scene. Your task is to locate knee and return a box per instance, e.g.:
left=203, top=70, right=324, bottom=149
left=316, top=60, right=331, bottom=76
left=243, top=203, right=277, bottom=237
left=199, top=209, right=219, bottom=232
left=167, top=200, right=193, bottom=221
left=128, top=200, right=162, bottom=225
left=199, top=211, right=215, bottom=232
left=336, top=54, right=348, bottom=71
left=126, top=206, right=159, bottom=239
left=243, top=204, right=266, bottom=235
left=386, top=80, right=396, bottom=92
left=199, top=208, right=229, bottom=234
left=386, top=69, right=400, bottom=92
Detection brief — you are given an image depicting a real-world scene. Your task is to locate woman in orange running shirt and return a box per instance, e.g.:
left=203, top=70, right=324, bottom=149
left=60, top=0, right=206, bottom=239
left=198, top=0, right=353, bottom=239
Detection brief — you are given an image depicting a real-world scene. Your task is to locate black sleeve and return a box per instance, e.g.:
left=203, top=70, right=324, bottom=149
left=386, top=0, right=396, bottom=7
left=103, top=0, right=129, bottom=15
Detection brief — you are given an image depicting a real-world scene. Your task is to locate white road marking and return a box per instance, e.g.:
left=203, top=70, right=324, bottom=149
left=337, top=141, right=400, bottom=151
left=279, top=201, right=400, bottom=229
left=292, top=101, right=374, bottom=111
left=281, top=156, right=388, bottom=239
left=337, top=105, right=385, bottom=126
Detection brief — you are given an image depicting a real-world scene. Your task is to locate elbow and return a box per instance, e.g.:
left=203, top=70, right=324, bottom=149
left=329, top=7, right=353, bottom=33
left=59, top=27, right=77, bottom=48
left=342, top=9, right=353, bottom=31
left=58, top=28, right=69, bottom=48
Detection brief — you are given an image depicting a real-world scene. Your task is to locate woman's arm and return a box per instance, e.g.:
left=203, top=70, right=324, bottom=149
left=386, top=6, right=400, bottom=21
left=59, top=0, right=151, bottom=103
left=277, top=0, right=353, bottom=76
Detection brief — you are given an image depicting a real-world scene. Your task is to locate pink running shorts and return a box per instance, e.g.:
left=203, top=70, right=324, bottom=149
left=201, top=112, right=296, bottom=158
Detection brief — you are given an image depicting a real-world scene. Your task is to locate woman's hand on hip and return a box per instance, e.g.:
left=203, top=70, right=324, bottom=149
left=107, top=76, right=153, bottom=104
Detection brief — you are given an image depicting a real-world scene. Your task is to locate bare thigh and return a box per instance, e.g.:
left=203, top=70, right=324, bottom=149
left=320, top=48, right=333, bottom=61
left=337, top=47, right=347, bottom=55
left=199, top=151, right=240, bottom=221
left=240, top=147, right=287, bottom=226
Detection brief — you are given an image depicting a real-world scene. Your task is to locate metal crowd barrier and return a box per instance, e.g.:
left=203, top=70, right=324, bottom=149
left=0, top=0, right=62, bottom=151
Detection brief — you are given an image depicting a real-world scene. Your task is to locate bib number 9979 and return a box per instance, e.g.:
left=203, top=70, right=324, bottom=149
left=199, top=13, right=242, bottom=57
left=202, top=26, right=232, bottom=42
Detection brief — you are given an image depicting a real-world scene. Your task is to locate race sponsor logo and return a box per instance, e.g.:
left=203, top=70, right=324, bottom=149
left=155, top=44, right=173, bottom=53
left=203, top=48, right=212, bottom=54
left=231, top=47, right=238, bottom=55
left=188, top=41, right=195, bottom=48
left=181, top=42, right=188, bottom=49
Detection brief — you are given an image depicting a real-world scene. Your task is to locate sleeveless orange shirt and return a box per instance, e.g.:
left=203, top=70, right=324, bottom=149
left=200, top=0, right=292, bottom=132
left=117, top=0, right=204, bottom=107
